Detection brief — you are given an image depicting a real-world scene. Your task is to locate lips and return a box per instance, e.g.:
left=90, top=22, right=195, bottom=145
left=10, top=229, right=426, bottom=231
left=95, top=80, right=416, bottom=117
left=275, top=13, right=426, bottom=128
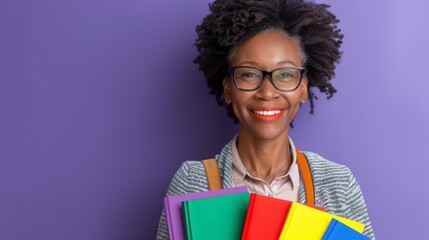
left=253, top=110, right=282, bottom=116
left=250, top=108, right=285, bottom=121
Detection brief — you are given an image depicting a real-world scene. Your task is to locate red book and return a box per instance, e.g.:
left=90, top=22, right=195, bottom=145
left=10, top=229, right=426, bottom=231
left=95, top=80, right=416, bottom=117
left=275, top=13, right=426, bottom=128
left=241, top=193, right=325, bottom=240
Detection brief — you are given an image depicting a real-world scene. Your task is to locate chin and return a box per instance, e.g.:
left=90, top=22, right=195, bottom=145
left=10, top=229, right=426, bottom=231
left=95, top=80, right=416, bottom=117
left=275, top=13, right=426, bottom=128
left=248, top=125, right=290, bottom=141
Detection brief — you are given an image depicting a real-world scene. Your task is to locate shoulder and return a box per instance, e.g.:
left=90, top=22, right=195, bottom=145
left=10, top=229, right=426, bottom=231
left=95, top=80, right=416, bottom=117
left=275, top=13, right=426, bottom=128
left=166, top=160, right=209, bottom=196
left=302, top=151, right=353, bottom=182
left=165, top=137, right=235, bottom=196
left=301, top=151, right=355, bottom=208
left=302, top=151, right=362, bottom=210
left=172, top=160, right=207, bottom=180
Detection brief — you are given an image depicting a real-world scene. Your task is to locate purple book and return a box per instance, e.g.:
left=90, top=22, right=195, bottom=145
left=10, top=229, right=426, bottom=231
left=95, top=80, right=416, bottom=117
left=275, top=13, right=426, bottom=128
left=164, top=186, right=248, bottom=240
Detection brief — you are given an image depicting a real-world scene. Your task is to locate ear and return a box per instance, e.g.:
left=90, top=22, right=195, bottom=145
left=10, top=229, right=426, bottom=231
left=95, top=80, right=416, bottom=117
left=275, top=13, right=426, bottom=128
left=223, top=77, right=232, bottom=104
left=300, top=77, right=308, bottom=104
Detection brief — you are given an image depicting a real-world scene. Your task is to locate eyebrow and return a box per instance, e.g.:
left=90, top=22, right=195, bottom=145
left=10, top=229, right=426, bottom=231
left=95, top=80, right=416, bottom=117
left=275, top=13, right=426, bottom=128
left=236, top=60, right=298, bottom=67
left=277, top=60, right=298, bottom=66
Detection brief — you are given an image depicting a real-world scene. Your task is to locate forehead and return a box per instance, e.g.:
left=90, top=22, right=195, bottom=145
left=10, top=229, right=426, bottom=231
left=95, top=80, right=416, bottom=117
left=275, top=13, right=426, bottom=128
left=230, top=30, right=304, bottom=67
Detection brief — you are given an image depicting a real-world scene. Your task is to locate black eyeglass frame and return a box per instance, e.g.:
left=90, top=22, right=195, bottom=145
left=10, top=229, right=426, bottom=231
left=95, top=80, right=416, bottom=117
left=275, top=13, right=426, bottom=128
left=227, top=66, right=307, bottom=92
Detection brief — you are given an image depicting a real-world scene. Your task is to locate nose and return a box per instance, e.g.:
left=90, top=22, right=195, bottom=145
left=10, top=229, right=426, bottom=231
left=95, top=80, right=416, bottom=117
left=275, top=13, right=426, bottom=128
left=255, top=75, right=279, bottom=100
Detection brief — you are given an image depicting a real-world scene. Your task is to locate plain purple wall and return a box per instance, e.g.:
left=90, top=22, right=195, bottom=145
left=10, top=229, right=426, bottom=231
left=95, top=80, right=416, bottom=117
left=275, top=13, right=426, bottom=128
left=1, top=0, right=428, bottom=239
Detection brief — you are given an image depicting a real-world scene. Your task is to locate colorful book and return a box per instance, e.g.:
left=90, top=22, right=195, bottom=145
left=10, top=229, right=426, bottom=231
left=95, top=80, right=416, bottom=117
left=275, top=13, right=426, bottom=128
left=322, top=219, right=369, bottom=240
left=279, top=202, right=365, bottom=240
left=241, top=193, right=326, bottom=240
left=241, top=193, right=293, bottom=240
left=164, top=186, right=248, bottom=240
left=182, top=192, right=250, bottom=240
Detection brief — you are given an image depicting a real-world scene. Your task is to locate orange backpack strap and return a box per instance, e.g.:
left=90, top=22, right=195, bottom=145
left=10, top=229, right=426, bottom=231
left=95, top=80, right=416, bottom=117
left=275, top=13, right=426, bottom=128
left=295, top=150, right=315, bottom=206
left=202, top=158, right=223, bottom=190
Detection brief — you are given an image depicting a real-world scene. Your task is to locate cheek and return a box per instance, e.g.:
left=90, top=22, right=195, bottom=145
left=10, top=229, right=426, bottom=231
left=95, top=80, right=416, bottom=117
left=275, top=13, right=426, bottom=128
left=292, top=85, right=308, bottom=105
left=230, top=101, right=246, bottom=124
left=230, top=91, right=251, bottom=118
left=283, top=93, right=305, bottom=119
left=285, top=92, right=303, bottom=107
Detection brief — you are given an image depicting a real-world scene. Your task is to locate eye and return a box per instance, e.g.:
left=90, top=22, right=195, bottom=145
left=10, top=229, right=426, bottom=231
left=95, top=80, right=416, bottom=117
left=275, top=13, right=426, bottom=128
left=275, top=71, right=294, bottom=78
left=241, top=72, right=258, bottom=78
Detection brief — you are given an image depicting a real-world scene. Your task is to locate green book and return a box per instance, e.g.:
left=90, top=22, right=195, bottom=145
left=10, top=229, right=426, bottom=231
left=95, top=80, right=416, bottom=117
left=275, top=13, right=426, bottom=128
left=182, top=192, right=250, bottom=240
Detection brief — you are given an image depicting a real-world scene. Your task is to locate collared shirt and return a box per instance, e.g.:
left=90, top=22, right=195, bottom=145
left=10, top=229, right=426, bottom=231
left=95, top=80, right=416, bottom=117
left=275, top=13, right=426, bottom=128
left=158, top=137, right=375, bottom=239
left=231, top=135, right=300, bottom=201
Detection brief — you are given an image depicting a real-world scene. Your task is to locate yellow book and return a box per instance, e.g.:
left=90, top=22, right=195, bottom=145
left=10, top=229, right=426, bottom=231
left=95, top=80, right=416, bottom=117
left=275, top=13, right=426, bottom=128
left=278, top=202, right=365, bottom=240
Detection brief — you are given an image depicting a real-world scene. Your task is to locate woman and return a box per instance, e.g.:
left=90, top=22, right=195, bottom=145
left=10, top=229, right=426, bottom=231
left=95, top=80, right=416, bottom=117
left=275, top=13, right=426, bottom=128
left=157, top=0, right=375, bottom=239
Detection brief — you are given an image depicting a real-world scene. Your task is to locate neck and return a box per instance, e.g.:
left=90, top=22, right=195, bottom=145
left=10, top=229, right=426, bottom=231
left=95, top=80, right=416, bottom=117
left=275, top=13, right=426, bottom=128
left=236, top=130, right=292, bottom=183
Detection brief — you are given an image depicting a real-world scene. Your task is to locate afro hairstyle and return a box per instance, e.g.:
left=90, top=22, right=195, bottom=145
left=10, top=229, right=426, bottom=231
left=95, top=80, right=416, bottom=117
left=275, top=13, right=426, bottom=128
left=194, top=0, right=344, bottom=122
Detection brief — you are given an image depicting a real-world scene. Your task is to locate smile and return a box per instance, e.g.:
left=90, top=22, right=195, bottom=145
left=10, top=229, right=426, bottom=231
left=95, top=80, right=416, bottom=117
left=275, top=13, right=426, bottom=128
left=250, top=109, right=285, bottom=121
left=253, top=110, right=282, bottom=116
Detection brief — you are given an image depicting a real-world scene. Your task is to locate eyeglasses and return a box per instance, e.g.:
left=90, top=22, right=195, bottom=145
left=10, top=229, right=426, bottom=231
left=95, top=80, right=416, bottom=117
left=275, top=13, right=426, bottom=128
left=227, top=66, right=307, bottom=92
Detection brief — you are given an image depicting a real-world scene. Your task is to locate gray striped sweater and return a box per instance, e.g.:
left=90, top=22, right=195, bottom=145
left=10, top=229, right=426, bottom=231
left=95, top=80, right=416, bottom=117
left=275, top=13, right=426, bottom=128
left=156, top=138, right=375, bottom=239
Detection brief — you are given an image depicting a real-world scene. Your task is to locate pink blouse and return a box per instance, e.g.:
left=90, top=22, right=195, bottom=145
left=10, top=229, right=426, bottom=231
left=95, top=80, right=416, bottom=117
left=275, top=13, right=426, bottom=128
left=231, top=136, right=300, bottom=201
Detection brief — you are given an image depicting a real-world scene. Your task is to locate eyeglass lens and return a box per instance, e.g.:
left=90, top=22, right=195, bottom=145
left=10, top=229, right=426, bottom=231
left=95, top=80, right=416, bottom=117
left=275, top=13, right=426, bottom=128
left=233, top=67, right=303, bottom=91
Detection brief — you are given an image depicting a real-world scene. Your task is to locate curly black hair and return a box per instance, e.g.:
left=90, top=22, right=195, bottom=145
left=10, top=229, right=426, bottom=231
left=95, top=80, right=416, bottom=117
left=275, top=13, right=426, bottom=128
left=194, top=0, right=343, bottom=122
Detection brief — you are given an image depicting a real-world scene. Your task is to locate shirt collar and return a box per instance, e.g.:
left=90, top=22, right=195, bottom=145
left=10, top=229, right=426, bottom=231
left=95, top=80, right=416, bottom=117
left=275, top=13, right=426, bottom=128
left=231, top=135, right=299, bottom=190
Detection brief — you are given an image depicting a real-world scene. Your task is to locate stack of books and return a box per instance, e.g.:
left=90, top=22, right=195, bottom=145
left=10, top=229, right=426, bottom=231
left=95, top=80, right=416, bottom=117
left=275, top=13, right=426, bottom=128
left=164, top=187, right=369, bottom=240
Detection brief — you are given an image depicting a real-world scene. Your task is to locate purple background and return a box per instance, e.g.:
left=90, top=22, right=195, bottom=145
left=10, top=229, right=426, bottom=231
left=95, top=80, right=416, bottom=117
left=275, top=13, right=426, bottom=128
left=1, top=0, right=428, bottom=239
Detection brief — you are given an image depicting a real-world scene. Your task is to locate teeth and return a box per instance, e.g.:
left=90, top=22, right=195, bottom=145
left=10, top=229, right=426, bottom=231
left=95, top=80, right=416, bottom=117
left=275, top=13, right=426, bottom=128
left=254, top=110, right=281, bottom=116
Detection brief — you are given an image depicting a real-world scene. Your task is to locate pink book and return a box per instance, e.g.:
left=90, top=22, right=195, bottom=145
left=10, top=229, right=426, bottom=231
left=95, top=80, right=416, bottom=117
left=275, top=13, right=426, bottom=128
left=164, top=186, right=248, bottom=240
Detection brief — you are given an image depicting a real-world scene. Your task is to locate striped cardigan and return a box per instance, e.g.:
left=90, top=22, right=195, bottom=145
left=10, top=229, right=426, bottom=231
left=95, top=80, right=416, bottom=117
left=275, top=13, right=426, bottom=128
left=156, top=138, right=375, bottom=239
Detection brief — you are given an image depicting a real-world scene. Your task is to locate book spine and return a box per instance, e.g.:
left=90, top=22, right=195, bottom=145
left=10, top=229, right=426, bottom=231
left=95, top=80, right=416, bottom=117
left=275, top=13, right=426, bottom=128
left=278, top=202, right=297, bottom=240
left=163, top=197, right=174, bottom=240
left=321, top=219, right=338, bottom=240
left=240, top=194, right=255, bottom=240
left=182, top=201, right=192, bottom=240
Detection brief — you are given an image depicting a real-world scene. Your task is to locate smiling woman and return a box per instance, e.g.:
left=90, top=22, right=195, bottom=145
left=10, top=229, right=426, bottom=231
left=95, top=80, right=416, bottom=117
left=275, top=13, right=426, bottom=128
left=157, top=0, right=375, bottom=239
left=223, top=30, right=308, bottom=143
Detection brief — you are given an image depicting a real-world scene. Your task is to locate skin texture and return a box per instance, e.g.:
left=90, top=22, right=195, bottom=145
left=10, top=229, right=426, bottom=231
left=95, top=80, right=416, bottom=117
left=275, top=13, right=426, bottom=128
left=223, top=30, right=308, bottom=183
